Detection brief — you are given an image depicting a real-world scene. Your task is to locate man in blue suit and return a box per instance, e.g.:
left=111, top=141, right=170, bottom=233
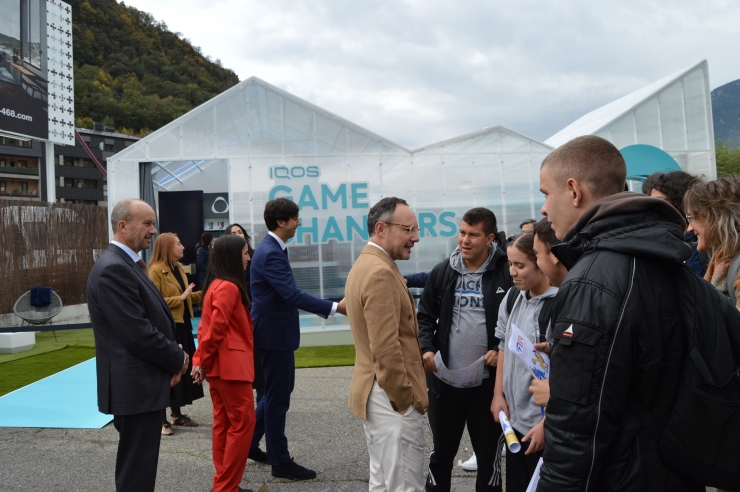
left=250, top=197, right=347, bottom=480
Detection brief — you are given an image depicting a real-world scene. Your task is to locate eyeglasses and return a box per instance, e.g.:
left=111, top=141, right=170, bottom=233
left=384, top=222, right=421, bottom=234
left=686, top=215, right=695, bottom=224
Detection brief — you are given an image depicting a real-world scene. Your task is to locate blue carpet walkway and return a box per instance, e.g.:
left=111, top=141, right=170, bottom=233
left=0, top=358, right=112, bottom=429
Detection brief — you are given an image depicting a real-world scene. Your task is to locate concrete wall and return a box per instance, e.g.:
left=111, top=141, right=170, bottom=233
left=0, top=303, right=90, bottom=328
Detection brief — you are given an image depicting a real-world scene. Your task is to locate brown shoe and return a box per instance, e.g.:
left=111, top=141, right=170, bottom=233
left=171, top=414, right=198, bottom=427
left=161, top=422, right=174, bottom=435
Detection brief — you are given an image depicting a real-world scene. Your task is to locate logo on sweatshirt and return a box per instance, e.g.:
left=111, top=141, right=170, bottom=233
left=496, top=287, right=505, bottom=294
left=563, top=324, right=574, bottom=338
left=454, top=278, right=485, bottom=309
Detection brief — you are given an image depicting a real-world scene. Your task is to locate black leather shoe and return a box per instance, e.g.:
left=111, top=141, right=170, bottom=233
left=271, top=459, right=317, bottom=480
left=249, top=447, right=268, bottom=463
left=238, top=488, right=253, bottom=492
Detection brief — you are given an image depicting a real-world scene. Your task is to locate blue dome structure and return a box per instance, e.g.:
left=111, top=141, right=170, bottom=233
left=620, top=144, right=682, bottom=181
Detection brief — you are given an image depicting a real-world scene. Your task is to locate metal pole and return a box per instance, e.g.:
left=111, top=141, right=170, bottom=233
left=45, top=141, right=55, bottom=202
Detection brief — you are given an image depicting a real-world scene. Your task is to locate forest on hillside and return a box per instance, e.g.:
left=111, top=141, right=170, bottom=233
left=71, top=0, right=240, bottom=136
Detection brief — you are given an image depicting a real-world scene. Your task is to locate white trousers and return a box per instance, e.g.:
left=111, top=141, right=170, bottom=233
left=362, top=382, right=425, bottom=492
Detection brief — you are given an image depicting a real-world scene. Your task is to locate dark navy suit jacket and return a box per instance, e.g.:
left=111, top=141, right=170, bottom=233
left=251, top=234, right=333, bottom=352
left=86, top=244, right=184, bottom=415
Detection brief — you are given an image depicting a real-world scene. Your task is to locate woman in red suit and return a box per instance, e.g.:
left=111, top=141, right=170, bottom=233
left=192, top=234, right=255, bottom=492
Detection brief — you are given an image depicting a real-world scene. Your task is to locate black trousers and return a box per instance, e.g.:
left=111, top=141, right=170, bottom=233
left=505, top=428, right=543, bottom=492
left=113, top=409, right=163, bottom=492
left=426, top=376, right=503, bottom=492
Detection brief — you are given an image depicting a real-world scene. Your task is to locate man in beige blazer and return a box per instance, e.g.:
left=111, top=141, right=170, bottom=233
left=345, top=197, right=428, bottom=492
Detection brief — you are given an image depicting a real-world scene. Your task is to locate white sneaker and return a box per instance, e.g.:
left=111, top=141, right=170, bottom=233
left=459, top=453, right=477, bottom=471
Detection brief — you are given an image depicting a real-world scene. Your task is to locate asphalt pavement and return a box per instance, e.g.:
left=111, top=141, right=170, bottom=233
left=0, top=366, right=487, bottom=491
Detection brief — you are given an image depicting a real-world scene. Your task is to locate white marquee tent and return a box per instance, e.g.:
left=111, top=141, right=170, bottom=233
left=108, top=60, right=715, bottom=332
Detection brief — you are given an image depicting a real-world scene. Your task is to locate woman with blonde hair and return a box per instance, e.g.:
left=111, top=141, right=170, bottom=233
left=684, top=176, right=740, bottom=309
left=149, top=232, right=204, bottom=435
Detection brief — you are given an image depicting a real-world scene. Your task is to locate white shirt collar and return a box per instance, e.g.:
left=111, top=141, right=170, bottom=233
left=268, top=231, right=287, bottom=251
left=111, top=240, right=143, bottom=263
left=367, top=240, right=389, bottom=257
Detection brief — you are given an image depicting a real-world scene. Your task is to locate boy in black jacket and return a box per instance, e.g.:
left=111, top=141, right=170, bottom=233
left=418, top=207, right=513, bottom=492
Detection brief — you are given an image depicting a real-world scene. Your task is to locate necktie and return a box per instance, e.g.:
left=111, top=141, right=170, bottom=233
left=136, top=259, right=150, bottom=279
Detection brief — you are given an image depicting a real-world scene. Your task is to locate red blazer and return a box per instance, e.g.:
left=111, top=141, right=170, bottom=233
left=193, top=279, right=254, bottom=382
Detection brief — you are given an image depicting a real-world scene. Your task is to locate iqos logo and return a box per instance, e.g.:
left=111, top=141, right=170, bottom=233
left=211, top=196, right=229, bottom=214
left=269, top=166, right=320, bottom=179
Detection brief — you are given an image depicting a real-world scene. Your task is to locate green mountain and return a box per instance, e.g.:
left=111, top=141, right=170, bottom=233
left=71, top=0, right=239, bottom=136
left=712, top=78, right=740, bottom=149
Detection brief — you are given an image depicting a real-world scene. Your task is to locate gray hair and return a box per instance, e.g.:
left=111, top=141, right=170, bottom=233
left=367, top=197, right=408, bottom=237
left=111, top=199, right=144, bottom=232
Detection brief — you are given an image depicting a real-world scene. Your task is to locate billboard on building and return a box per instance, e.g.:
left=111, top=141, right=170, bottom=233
left=0, top=0, right=74, bottom=145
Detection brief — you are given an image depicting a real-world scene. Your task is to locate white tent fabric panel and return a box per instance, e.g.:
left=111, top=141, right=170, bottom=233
left=545, top=62, right=700, bottom=148
left=545, top=60, right=715, bottom=179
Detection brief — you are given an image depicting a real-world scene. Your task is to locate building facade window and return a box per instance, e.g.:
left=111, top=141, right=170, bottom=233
left=18, top=182, right=28, bottom=193
left=0, top=137, right=32, bottom=148
left=74, top=159, right=94, bottom=168
left=74, top=179, right=97, bottom=189
left=0, top=181, right=5, bottom=192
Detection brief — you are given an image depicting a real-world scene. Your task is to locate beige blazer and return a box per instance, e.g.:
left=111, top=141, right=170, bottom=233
left=148, top=262, right=203, bottom=324
left=345, top=244, right=428, bottom=419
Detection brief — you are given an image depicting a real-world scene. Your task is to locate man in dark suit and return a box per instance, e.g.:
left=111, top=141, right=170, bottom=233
left=87, top=199, right=188, bottom=492
left=249, top=197, right=346, bottom=480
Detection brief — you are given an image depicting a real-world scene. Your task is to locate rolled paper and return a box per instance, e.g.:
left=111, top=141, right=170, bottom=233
left=499, top=410, right=521, bottom=453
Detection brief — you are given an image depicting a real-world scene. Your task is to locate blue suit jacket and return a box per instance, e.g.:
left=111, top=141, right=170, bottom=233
left=251, top=234, right=333, bottom=351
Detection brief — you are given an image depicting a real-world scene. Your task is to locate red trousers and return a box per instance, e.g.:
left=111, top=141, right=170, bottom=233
left=208, top=377, right=255, bottom=492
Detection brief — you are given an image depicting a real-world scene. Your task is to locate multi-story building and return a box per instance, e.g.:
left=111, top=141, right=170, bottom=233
left=52, top=125, right=139, bottom=206
left=0, top=137, right=42, bottom=202
left=0, top=124, right=139, bottom=206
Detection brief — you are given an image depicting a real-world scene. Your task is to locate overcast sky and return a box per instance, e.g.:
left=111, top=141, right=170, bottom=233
left=123, top=0, right=740, bottom=149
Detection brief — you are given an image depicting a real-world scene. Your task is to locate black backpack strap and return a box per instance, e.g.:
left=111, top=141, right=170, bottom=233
left=505, top=286, right=518, bottom=316
left=537, top=297, right=556, bottom=343
left=434, top=261, right=455, bottom=309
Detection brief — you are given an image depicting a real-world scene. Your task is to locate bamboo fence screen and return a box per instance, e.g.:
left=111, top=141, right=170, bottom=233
left=0, top=201, right=109, bottom=314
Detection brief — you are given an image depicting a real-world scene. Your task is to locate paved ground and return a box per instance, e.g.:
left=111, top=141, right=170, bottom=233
left=0, top=366, right=489, bottom=491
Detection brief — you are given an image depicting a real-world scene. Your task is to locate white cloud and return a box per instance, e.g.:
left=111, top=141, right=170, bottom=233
left=122, top=0, right=740, bottom=148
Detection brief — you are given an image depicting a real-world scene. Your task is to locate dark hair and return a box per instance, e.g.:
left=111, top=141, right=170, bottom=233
left=507, top=232, right=538, bottom=265
left=461, top=208, right=498, bottom=236
left=201, top=232, right=213, bottom=247
left=519, top=218, right=537, bottom=230
left=367, top=197, right=408, bottom=237
left=542, top=135, right=626, bottom=199
left=641, top=171, right=700, bottom=216
left=224, top=223, right=255, bottom=257
left=202, top=234, right=251, bottom=309
left=264, top=198, right=299, bottom=232
left=533, top=218, right=560, bottom=251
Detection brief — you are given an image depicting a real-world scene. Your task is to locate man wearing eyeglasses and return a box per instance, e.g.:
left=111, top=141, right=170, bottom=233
left=345, top=197, right=428, bottom=491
